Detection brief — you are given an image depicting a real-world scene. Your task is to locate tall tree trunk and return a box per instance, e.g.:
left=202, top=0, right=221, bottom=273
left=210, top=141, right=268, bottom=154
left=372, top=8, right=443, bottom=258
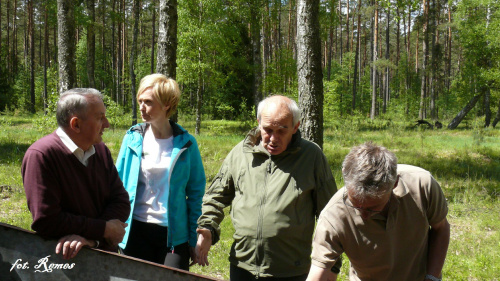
left=58, top=0, right=76, bottom=93
left=419, top=0, right=429, bottom=120
left=370, top=0, right=378, bottom=120
left=0, top=0, right=2, bottom=64
left=7, top=0, right=10, bottom=77
left=195, top=1, right=203, bottom=135
left=395, top=4, right=400, bottom=98
left=43, top=1, right=49, bottom=114
left=86, top=0, right=96, bottom=88
left=151, top=1, right=156, bottom=74
left=326, top=0, right=335, bottom=81
left=484, top=87, right=491, bottom=127
left=261, top=0, right=270, bottom=95
left=156, top=0, right=178, bottom=79
left=288, top=0, right=296, bottom=88
left=53, top=22, right=56, bottom=64
left=484, top=4, right=492, bottom=127
left=346, top=0, right=350, bottom=52
left=396, top=5, right=400, bottom=68
left=28, top=0, right=35, bottom=113
left=446, top=2, right=452, bottom=92
left=352, top=0, right=361, bottom=111
left=297, top=0, right=323, bottom=148
left=492, top=99, right=500, bottom=128
left=116, top=0, right=122, bottom=104
left=406, top=3, right=411, bottom=98
left=121, top=0, right=126, bottom=106
left=251, top=0, right=262, bottom=114
left=100, top=0, right=106, bottom=89
left=157, top=0, right=178, bottom=122
left=195, top=46, right=202, bottom=135
left=129, top=0, right=140, bottom=125
left=384, top=6, right=390, bottom=114
left=13, top=0, right=17, bottom=75
left=415, top=12, right=419, bottom=73
left=448, top=93, right=483, bottom=129
left=338, top=0, right=343, bottom=64
left=111, top=0, right=116, bottom=99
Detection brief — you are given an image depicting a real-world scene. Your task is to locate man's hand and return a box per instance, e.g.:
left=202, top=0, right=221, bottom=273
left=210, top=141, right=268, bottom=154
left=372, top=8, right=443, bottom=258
left=103, top=219, right=127, bottom=247
left=55, top=234, right=95, bottom=260
left=195, top=228, right=212, bottom=266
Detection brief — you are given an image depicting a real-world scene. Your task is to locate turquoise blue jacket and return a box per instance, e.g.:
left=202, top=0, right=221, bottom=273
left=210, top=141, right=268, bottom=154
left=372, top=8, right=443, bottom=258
left=116, top=121, right=206, bottom=249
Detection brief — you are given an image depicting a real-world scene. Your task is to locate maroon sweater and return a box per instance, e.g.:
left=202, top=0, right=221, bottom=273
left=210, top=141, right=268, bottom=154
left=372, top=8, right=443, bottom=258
left=21, top=132, right=130, bottom=250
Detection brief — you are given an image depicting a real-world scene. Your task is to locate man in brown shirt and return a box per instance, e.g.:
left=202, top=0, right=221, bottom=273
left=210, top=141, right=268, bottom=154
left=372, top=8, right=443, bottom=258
left=307, top=142, right=450, bottom=281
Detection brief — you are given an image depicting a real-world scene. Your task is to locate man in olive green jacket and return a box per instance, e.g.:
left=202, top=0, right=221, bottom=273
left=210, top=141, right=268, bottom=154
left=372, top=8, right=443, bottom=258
left=195, top=95, right=338, bottom=280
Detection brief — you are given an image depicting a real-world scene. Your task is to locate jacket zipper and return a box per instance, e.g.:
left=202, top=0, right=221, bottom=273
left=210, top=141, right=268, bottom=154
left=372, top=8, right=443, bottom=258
left=256, top=158, right=272, bottom=278
left=166, top=145, right=187, bottom=248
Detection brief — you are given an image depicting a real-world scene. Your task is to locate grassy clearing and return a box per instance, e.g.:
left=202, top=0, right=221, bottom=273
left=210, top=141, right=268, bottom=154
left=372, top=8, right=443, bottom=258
left=0, top=114, right=499, bottom=280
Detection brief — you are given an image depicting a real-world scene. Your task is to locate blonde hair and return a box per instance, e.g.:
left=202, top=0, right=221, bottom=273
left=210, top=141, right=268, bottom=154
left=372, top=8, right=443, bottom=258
left=137, top=74, right=181, bottom=118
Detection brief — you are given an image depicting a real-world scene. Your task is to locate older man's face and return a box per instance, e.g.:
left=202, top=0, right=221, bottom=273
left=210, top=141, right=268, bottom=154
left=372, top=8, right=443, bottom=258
left=78, top=97, right=110, bottom=150
left=258, top=103, right=299, bottom=155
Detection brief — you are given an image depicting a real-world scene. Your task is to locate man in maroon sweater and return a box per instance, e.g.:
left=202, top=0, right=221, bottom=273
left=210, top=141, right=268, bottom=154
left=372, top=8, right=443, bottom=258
left=22, top=88, right=130, bottom=260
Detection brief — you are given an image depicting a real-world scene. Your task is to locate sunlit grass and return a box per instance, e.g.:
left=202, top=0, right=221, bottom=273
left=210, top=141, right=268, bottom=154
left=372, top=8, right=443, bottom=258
left=1, top=113, right=499, bottom=280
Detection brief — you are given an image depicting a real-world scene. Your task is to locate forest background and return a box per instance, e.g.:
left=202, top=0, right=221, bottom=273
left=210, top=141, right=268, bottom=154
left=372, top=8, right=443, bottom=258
left=0, top=0, right=499, bottom=127
left=0, top=0, right=499, bottom=280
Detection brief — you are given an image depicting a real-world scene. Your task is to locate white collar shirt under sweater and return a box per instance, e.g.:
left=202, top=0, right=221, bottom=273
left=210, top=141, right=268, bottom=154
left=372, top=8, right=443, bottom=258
left=56, top=127, right=95, bottom=166
left=133, top=126, right=173, bottom=226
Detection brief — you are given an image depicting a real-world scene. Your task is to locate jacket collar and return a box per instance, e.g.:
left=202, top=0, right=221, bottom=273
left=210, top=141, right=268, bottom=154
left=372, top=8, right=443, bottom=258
left=130, top=120, right=186, bottom=138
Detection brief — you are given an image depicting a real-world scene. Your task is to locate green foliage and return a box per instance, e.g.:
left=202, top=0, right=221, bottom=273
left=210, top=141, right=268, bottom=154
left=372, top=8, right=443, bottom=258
left=177, top=0, right=254, bottom=121
left=263, top=47, right=298, bottom=97
left=102, top=93, right=134, bottom=129
left=451, top=0, right=500, bottom=117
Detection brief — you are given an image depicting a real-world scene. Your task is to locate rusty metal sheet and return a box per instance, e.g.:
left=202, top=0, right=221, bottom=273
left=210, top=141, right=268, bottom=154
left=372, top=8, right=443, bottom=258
left=0, top=222, right=221, bottom=281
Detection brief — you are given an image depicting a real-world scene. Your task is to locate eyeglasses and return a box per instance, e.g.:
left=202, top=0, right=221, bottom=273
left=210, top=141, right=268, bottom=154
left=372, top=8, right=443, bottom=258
left=343, top=189, right=391, bottom=215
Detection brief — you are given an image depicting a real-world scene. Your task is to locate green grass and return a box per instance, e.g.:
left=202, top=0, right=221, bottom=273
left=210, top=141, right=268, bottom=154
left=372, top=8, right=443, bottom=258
left=1, top=113, right=499, bottom=280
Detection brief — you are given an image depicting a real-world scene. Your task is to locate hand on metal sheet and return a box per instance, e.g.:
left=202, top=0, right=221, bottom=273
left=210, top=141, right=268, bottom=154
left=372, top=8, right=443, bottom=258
left=55, top=234, right=94, bottom=260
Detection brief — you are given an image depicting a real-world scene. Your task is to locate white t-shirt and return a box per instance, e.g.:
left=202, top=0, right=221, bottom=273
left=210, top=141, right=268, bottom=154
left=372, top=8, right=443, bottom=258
left=133, top=127, right=173, bottom=226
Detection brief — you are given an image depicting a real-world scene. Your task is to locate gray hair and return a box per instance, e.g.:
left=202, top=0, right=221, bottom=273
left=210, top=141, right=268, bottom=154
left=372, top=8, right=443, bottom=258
left=257, top=95, right=300, bottom=126
left=342, top=142, right=398, bottom=200
left=56, top=88, right=103, bottom=128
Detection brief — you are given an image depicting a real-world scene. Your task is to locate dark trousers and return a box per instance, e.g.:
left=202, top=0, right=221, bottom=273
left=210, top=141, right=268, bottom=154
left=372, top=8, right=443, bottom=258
left=230, top=263, right=308, bottom=281
left=123, top=219, right=190, bottom=270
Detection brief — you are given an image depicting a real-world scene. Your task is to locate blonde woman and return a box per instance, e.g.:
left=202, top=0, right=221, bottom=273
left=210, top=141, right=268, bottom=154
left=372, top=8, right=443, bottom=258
left=116, top=74, right=206, bottom=270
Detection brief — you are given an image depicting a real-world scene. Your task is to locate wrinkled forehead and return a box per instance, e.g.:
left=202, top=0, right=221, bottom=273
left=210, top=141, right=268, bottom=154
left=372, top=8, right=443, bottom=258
left=259, top=103, right=293, bottom=127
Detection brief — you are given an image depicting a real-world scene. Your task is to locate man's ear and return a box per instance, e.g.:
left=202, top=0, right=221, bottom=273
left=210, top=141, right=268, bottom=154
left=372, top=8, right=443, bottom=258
left=293, top=121, right=300, bottom=134
left=69, top=117, right=81, bottom=133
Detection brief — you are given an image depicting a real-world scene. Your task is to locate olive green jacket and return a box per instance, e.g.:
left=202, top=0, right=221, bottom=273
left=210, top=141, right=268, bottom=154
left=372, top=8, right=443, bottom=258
left=198, top=128, right=337, bottom=278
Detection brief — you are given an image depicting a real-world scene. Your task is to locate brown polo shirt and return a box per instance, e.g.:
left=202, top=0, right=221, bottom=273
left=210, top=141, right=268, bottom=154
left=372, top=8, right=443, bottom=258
left=311, top=164, right=448, bottom=280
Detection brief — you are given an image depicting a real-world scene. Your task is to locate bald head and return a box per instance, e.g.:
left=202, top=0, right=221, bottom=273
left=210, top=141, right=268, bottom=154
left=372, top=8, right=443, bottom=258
left=257, top=95, right=300, bottom=127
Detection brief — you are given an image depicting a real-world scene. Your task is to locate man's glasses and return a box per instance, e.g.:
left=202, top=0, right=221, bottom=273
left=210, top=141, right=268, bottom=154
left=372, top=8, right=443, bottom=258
left=342, top=189, right=391, bottom=214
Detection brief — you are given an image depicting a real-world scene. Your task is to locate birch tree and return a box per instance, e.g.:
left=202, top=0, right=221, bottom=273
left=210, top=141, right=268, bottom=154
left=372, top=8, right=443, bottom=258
left=57, top=0, right=76, bottom=93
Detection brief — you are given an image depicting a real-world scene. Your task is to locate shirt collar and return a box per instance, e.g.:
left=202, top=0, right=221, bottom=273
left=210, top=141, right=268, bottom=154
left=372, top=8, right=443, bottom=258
left=56, top=127, right=95, bottom=166
left=392, top=175, right=409, bottom=198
